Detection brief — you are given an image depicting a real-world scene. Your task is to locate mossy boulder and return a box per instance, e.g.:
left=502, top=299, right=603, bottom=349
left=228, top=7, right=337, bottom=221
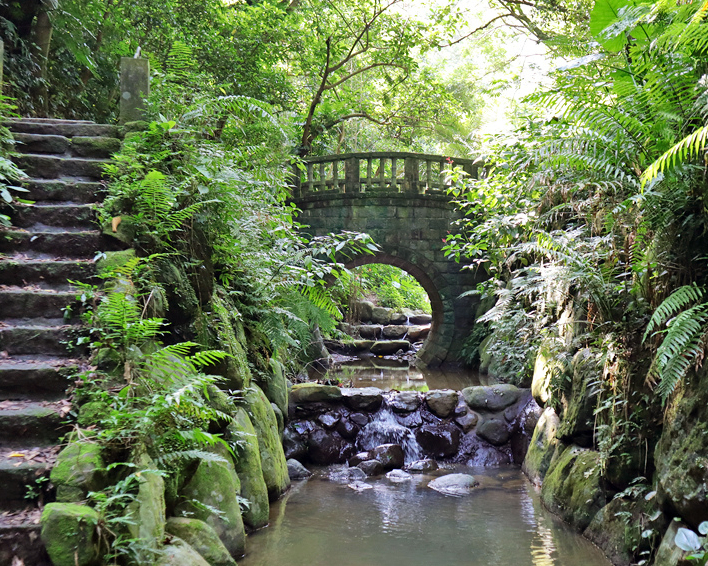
left=206, top=292, right=252, bottom=390
left=462, top=384, right=521, bottom=412
left=51, top=441, right=106, bottom=502
left=205, top=384, right=237, bottom=418
left=531, top=339, right=566, bottom=406
left=522, top=407, right=560, bottom=486
left=41, top=503, right=101, bottom=566
left=165, top=518, right=237, bottom=566
left=290, top=383, right=342, bottom=404
left=225, top=407, right=270, bottom=529
left=126, top=452, right=166, bottom=560
left=93, top=348, right=123, bottom=375
left=76, top=401, right=111, bottom=429
left=263, top=358, right=288, bottom=416
left=156, top=537, right=211, bottom=566
left=174, top=446, right=246, bottom=557
left=540, top=445, right=606, bottom=531
left=653, top=520, right=694, bottom=566
left=95, top=249, right=136, bottom=274
left=101, top=215, right=138, bottom=245
left=655, top=365, right=708, bottom=529
left=556, top=348, right=599, bottom=447
left=152, top=257, right=200, bottom=323
left=245, top=384, right=290, bottom=499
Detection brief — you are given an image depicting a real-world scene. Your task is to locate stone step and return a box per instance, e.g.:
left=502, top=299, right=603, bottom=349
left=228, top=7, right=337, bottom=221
left=14, top=154, right=110, bottom=181
left=0, top=230, right=103, bottom=258
left=0, top=257, right=95, bottom=287
left=5, top=118, right=120, bottom=138
left=13, top=133, right=121, bottom=159
left=0, top=358, right=75, bottom=400
left=0, top=402, right=68, bottom=447
left=9, top=203, right=95, bottom=230
left=0, top=320, right=76, bottom=356
left=0, top=288, right=80, bottom=319
left=0, top=509, right=52, bottom=566
left=0, top=446, right=57, bottom=500
left=19, top=179, right=104, bottom=203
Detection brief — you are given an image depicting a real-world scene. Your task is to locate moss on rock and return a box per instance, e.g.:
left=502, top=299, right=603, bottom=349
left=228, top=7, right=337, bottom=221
left=76, top=401, right=111, bottom=429
left=165, top=518, right=237, bottom=566
left=522, top=407, right=560, bottom=486
left=226, top=407, right=270, bottom=529
left=95, top=249, right=136, bottom=275
left=41, top=503, right=101, bottom=566
left=50, top=441, right=106, bottom=502
left=156, top=537, right=211, bottom=566
left=126, top=451, right=166, bottom=561
left=556, top=348, right=599, bottom=447
left=540, top=444, right=606, bottom=531
left=290, top=383, right=342, bottom=404
left=263, top=358, right=288, bottom=416
left=245, top=384, right=290, bottom=500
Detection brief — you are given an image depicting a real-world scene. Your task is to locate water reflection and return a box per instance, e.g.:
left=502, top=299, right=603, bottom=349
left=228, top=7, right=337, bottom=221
left=240, top=467, right=611, bottom=566
left=312, top=357, right=491, bottom=391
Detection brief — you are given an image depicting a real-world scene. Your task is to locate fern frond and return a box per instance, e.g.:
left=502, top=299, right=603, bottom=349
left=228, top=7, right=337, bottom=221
left=641, top=125, right=708, bottom=186
left=643, top=283, right=704, bottom=341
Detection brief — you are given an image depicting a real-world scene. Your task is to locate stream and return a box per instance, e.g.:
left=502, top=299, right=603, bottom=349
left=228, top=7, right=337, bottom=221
left=240, top=466, right=611, bottom=566
left=253, top=361, right=612, bottom=566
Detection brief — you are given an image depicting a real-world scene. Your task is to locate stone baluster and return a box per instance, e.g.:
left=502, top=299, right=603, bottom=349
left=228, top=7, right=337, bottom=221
left=306, top=162, right=314, bottom=193
left=345, top=156, right=360, bottom=193
left=404, top=156, right=419, bottom=194
left=379, top=157, right=385, bottom=190
left=366, top=157, right=373, bottom=192
left=319, top=162, right=326, bottom=192
left=391, top=158, right=397, bottom=191
left=332, top=160, right=339, bottom=191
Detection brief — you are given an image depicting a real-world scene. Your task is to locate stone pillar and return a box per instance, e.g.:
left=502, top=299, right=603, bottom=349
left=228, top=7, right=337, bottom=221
left=345, top=157, right=360, bottom=193
left=0, top=40, right=4, bottom=87
left=120, top=57, right=150, bottom=124
left=404, top=157, right=419, bottom=193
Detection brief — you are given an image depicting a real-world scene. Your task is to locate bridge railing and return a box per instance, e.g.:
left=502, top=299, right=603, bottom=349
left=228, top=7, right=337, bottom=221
left=292, top=152, right=480, bottom=197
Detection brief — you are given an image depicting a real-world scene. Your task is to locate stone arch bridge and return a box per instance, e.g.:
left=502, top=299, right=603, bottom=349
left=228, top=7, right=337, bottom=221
left=292, top=152, right=486, bottom=367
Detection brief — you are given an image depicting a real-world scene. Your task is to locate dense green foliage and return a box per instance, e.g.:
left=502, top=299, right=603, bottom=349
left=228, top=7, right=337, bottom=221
left=344, top=264, right=432, bottom=314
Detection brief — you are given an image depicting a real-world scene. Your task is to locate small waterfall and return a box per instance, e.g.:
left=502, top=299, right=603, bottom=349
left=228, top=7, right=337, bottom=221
left=356, top=406, right=421, bottom=463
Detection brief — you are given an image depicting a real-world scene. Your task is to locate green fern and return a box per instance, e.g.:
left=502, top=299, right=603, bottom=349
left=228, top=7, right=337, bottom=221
left=641, top=125, right=708, bottom=186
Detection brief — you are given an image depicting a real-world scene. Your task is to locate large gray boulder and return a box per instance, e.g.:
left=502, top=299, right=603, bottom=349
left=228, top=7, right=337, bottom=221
left=425, top=389, right=458, bottom=418
left=389, top=391, right=421, bottom=413
left=428, top=473, right=479, bottom=496
left=462, top=384, right=522, bottom=411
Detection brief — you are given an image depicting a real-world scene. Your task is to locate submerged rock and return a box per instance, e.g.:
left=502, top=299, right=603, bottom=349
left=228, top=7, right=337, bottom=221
left=329, top=466, right=367, bottom=483
left=358, top=460, right=385, bottom=476
left=428, top=473, right=479, bottom=496
left=386, top=469, right=412, bottom=482
left=405, top=459, right=438, bottom=473
left=348, top=480, right=373, bottom=491
left=287, top=459, right=312, bottom=480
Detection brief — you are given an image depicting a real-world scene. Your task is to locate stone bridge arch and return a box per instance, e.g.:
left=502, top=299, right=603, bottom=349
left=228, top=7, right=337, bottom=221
left=292, top=153, right=486, bottom=367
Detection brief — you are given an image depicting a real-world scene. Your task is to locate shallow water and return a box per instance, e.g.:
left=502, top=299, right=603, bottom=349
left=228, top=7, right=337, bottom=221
left=316, top=358, right=488, bottom=391
left=240, top=466, right=611, bottom=566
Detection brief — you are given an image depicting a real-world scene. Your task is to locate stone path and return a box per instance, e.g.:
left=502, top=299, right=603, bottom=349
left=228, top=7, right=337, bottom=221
left=0, top=118, right=119, bottom=565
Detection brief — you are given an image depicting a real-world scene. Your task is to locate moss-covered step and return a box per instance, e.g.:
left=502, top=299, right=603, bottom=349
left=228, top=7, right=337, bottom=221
left=0, top=320, right=76, bottom=356
left=11, top=203, right=96, bottom=230
left=71, top=136, right=122, bottom=158
left=0, top=257, right=95, bottom=287
left=0, top=402, right=67, bottom=446
left=12, top=133, right=71, bottom=155
left=20, top=179, right=103, bottom=203
left=6, top=118, right=120, bottom=138
left=0, top=449, right=53, bottom=501
left=14, top=154, right=108, bottom=181
left=0, top=230, right=104, bottom=258
left=0, top=358, right=74, bottom=400
left=0, top=289, right=80, bottom=319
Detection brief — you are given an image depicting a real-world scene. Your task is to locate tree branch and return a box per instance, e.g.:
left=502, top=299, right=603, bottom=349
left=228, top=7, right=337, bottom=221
left=324, top=61, right=407, bottom=90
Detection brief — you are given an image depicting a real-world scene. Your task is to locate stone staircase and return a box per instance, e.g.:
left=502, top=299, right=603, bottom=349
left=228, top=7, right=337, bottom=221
left=0, top=119, right=119, bottom=565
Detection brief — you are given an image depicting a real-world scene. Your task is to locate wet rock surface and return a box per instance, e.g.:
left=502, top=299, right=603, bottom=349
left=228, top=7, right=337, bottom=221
left=428, top=473, right=479, bottom=496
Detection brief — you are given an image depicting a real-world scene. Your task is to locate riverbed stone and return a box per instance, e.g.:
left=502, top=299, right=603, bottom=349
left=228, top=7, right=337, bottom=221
left=308, top=427, right=355, bottom=464
left=157, top=537, right=211, bottom=566
left=286, top=458, right=312, bottom=480
left=389, top=391, right=421, bottom=413
left=283, top=425, right=308, bottom=460
left=358, top=460, right=385, bottom=476
left=352, top=300, right=374, bottom=322
left=425, top=389, right=459, bottom=418
left=317, top=412, right=341, bottom=430
left=371, top=340, right=410, bottom=355
left=371, top=306, right=392, bottom=324
left=336, top=418, right=359, bottom=439
left=165, top=518, right=237, bottom=566
left=455, top=411, right=479, bottom=433
left=349, top=452, right=371, bottom=466
left=341, top=387, right=383, bottom=412
left=476, top=417, right=510, bottom=446
left=386, top=469, right=412, bottom=482
left=358, top=324, right=381, bottom=339
left=522, top=407, right=560, bottom=486
left=390, top=312, right=408, bottom=324
left=350, top=412, right=369, bottom=426
left=370, top=443, right=405, bottom=470
left=462, top=384, right=522, bottom=412
left=406, top=459, right=438, bottom=473
left=409, top=313, right=432, bottom=325
left=416, top=423, right=461, bottom=458
left=382, top=324, right=409, bottom=339
left=41, top=503, right=101, bottom=566
left=226, top=407, right=270, bottom=529
left=655, top=364, right=708, bottom=530
left=541, top=445, right=606, bottom=531
left=245, top=385, right=291, bottom=499
left=174, top=448, right=245, bottom=556
left=653, top=519, right=694, bottom=566
left=290, top=383, right=342, bottom=404
left=407, top=324, right=430, bottom=341
left=51, top=440, right=106, bottom=502
left=428, top=473, right=479, bottom=496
